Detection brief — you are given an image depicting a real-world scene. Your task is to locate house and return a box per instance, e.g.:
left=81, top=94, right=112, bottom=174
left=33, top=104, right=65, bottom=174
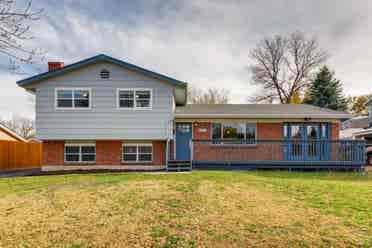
left=0, top=124, right=27, bottom=142
left=351, top=100, right=372, bottom=164
left=27, top=137, right=42, bottom=143
left=17, top=54, right=364, bottom=171
left=340, top=116, right=369, bottom=139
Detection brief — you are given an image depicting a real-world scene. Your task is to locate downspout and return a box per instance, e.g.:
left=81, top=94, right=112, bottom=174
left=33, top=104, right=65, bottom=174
left=166, top=138, right=169, bottom=170
left=189, top=139, right=193, bottom=170
left=166, top=118, right=174, bottom=169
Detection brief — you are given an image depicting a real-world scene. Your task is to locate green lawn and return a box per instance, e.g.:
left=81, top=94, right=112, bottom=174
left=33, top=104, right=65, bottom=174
left=0, top=171, right=371, bottom=247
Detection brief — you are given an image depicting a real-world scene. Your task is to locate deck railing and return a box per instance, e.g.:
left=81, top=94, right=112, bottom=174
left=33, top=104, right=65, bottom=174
left=191, top=139, right=365, bottom=168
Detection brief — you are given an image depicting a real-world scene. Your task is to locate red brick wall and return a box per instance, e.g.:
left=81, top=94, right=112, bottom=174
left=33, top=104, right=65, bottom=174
left=192, top=121, right=341, bottom=162
left=152, top=141, right=166, bottom=166
left=192, top=122, right=284, bottom=161
left=96, top=141, right=121, bottom=165
left=42, top=140, right=166, bottom=166
left=193, top=122, right=211, bottom=139
left=257, top=123, right=283, bottom=139
left=42, top=141, right=65, bottom=165
left=331, top=121, right=340, bottom=139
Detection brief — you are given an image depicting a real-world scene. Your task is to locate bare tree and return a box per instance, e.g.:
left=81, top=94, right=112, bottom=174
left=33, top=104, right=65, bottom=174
left=188, top=86, right=230, bottom=104
left=0, top=116, right=35, bottom=139
left=0, top=0, right=44, bottom=69
left=249, top=31, right=328, bottom=103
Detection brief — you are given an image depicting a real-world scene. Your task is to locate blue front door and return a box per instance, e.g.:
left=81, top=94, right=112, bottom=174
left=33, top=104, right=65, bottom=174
left=175, top=123, right=192, bottom=160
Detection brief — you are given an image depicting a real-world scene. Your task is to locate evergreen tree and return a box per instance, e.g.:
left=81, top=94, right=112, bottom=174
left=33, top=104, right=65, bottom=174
left=304, top=66, right=347, bottom=111
left=302, top=86, right=312, bottom=103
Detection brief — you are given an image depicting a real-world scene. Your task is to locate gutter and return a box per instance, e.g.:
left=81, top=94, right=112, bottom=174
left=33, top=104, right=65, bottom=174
left=174, top=113, right=351, bottom=119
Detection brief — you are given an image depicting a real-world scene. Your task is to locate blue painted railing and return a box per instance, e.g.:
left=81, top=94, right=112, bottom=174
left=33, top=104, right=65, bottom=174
left=191, top=139, right=366, bottom=168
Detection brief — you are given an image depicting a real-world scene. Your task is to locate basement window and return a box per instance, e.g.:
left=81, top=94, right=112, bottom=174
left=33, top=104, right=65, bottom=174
left=100, top=69, right=110, bottom=79
left=122, top=144, right=152, bottom=162
left=64, top=143, right=96, bottom=163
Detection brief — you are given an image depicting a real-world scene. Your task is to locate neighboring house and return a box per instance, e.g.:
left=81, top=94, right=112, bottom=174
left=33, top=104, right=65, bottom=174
left=340, top=116, right=369, bottom=139
left=17, top=54, right=364, bottom=171
left=353, top=100, right=372, bottom=142
left=352, top=100, right=372, bottom=164
left=0, top=124, right=27, bottom=142
left=27, top=137, right=42, bottom=143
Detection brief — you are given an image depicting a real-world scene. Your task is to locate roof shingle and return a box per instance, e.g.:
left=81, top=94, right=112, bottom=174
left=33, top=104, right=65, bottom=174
left=175, top=104, right=350, bottom=119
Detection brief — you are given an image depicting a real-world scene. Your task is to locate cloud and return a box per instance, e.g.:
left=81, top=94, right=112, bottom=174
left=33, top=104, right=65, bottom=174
left=1, top=0, right=371, bottom=118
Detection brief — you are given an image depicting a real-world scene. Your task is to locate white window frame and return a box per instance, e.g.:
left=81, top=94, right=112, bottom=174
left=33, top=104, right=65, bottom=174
left=117, top=88, right=152, bottom=110
left=55, top=88, right=92, bottom=110
left=122, top=143, right=153, bottom=163
left=64, top=143, right=96, bottom=163
left=211, top=122, right=257, bottom=146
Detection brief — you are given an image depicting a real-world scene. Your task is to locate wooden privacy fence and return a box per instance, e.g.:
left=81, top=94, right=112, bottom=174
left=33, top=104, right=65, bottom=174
left=0, top=141, right=42, bottom=171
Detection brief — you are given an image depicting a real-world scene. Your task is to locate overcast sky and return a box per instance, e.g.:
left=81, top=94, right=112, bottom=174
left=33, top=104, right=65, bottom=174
left=1, top=0, right=371, bottom=119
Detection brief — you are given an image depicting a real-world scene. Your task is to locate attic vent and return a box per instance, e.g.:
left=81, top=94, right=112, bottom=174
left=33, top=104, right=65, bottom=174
left=100, top=69, right=110, bottom=79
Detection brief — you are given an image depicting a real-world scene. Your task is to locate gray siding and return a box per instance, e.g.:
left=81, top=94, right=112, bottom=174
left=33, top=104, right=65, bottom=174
left=35, top=62, right=174, bottom=140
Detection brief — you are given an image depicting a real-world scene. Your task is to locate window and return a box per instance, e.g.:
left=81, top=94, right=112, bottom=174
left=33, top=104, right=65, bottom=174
left=321, top=123, right=328, bottom=139
left=118, top=89, right=151, bottom=109
left=223, top=123, right=245, bottom=139
left=118, top=90, right=134, bottom=108
left=291, top=125, right=302, bottom=139
left=122, top=144, right=152, bottom=162
left=177, top=124, right=191, bottom=133
left=64, top=144, right=96, bottom=163
left=245, top=124, right=256, bottom=144
left=211, top=123, right=221, bottom=140
left=56, top=88, right=91, bottom=109
left=135, top=90, right=151, bottom=107
left=211, top=123, right=256, bottom=144
left=283, top=123, right=288, bottom=138
left=100, top=69, right=110, bottom=79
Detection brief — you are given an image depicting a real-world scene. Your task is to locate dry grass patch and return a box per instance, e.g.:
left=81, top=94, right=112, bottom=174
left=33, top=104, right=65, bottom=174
left=0, top=175, right=368, bottom=248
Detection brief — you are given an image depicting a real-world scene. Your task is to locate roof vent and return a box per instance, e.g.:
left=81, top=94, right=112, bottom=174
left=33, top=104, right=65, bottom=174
left=48, top=62, right=64, bottom=71
left=100, top=69, right=110, bottom=79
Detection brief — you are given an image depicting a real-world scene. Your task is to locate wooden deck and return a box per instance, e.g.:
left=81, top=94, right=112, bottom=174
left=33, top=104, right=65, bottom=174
left=168, top=139, right=367, bottom=171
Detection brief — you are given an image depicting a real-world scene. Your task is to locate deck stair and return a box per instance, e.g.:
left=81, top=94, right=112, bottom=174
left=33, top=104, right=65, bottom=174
left=167, top=160, right=192, bottom=172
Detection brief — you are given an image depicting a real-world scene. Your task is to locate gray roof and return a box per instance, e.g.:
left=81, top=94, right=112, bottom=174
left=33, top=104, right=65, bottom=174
left=17, top=54, right=187, bottom=88
left=175, top=104, right=351, bottom=119
left=342, top=116, right=369, bottom=129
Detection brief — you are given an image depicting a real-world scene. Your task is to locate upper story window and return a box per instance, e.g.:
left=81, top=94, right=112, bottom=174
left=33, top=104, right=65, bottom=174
left=100, top=69, right=110, bottom=79
left=212, top=123, right=256, bottom=145
left=117, top=88, right=152, bottom=109
left=56, top=88, right=91, bottom=109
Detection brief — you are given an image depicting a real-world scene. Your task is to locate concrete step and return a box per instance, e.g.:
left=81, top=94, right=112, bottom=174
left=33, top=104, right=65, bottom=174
left=167, top=160, right=192, bottom=172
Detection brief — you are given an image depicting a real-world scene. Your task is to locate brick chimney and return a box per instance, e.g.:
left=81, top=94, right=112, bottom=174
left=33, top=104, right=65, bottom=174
left=48, top=62, right=64, bottom=71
